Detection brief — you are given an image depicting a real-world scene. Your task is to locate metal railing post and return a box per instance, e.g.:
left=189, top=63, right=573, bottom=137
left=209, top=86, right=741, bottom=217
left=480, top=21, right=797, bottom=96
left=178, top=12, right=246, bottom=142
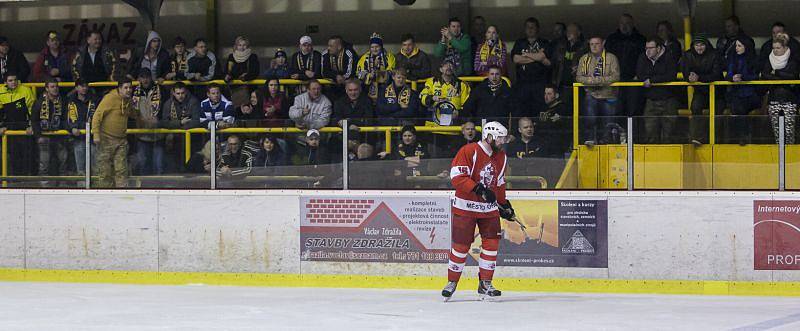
left=85, top=122, right=91, bottom=189
left=1, top=134, right=6, bottom=188
left=627, top=117, right=634, bottom=191
left=210, top=124, right=216, bottom=190
left=184, top=131, right=192, bottom=164
left=780, top=115, right=786, bottom=191
left=342, top=119, right=348, bottom=190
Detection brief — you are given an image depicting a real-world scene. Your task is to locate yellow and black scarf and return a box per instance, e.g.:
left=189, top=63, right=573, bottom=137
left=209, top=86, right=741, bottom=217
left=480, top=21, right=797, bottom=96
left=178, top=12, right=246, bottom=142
left=384, top=84, right=411, bottom=108
left=39, top=96, right=62, bottom=130
left=581, top=50, right=607, bottom=77
left=478, top=39, right=504, bottom=63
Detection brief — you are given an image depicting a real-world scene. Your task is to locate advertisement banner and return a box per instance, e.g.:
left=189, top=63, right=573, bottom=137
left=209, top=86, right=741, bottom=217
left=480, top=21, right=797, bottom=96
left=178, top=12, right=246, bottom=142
left=468, top=199, right=608, bottom=268
left=300, top=197, right=450, bottom=263
left=754, top=200, right=800, bottom=270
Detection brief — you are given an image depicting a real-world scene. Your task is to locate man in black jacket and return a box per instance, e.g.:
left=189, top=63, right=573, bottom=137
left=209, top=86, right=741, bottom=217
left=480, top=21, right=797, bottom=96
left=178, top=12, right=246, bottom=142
left=463, top=65, right=515, bottom=122
left=679, top=34, right=723, bottom=145
left=0, top=37, right=31, bottom=82
left=539, top=85, right=570, bottom=156
left=606, top=14, right=646, bottom=117
left=332, top=79, right=373, bottom=130
left=637, top=37, right=678, bottom=144
left=717, top=16, right=755, bottom=62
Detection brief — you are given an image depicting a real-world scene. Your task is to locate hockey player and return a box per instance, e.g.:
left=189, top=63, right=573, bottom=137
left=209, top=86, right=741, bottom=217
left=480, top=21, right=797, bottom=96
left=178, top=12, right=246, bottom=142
left=443, top=121, right=517, bottom=301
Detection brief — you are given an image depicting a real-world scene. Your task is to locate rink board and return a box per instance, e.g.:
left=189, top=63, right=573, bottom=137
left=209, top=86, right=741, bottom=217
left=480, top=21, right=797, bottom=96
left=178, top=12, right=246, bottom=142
left=1, top=190, right=799, bottom=296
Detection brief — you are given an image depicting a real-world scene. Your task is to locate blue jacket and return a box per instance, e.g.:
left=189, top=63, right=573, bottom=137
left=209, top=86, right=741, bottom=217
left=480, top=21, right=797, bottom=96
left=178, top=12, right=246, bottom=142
left=199, top=96, right=234, bottom=129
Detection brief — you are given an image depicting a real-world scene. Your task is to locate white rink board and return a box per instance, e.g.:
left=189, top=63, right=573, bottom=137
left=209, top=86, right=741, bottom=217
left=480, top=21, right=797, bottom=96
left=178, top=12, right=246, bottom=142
left=0, top=190, right=798, bottom=282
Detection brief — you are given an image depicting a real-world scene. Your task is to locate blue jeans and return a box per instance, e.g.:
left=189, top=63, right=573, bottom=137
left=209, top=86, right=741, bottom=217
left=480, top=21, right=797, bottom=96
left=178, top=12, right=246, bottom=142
left=73, top=139, right=96, bottom=176
left=136, top=140, right=165, bottom=175
left=583, top=95, right=618, bottom=143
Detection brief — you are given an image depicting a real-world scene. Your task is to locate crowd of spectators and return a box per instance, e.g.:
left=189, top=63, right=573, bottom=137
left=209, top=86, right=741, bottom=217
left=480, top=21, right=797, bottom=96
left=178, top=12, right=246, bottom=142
left=1, top=14, right=799, bottom=187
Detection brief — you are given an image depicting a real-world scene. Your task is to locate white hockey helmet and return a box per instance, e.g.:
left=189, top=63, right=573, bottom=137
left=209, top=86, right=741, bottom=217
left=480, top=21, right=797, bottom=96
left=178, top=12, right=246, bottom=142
left=482, top=121, right=508, bottom=141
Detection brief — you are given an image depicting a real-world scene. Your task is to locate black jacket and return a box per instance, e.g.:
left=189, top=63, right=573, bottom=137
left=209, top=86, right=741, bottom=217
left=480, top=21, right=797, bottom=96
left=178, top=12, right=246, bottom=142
left=72, top=45, right=117, bottom=83
left=225, top=53, right=260, bottom=81
left=292, top=143, right=331, bottom=166
left=1, top=48, right=31, bottom=82
left=762, top=57, right=800, bottom=103
left=332, top=95, right=373, bottom=126
left=160, top=94, right=201, bottom=129
left=679, top=44, right=723, bottom=94
left=538, top=99, right=570, bottom=156
left=636, top=51, right=678, bottom=100
left=128, top=48, right=171, bottom=79
left=375, top=83, right=420, bottom=124
left=289, top=51, right=322, bottom=79
left=550, top=37, right=588, bottom=87
left=321, top=49, right=357, bottom=80
left=605, top=29, right=646, bottom=80
left=32, top=95, right=67, bottom=135
left=463, top=79, right=516, bottom=120
left=396, top=49, right=432, bottom=80
left=716, top=31, right=755, bottom=62
left=66, top=92, right=98, bottom=137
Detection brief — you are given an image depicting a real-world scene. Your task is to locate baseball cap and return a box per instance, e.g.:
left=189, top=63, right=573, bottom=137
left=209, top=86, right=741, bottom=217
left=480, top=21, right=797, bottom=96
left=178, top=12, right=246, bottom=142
left=306, top=129, right=320, bottom=138
left=47, top=31, right=59, bottom=41
left=299, top=36, right=313, bottom=45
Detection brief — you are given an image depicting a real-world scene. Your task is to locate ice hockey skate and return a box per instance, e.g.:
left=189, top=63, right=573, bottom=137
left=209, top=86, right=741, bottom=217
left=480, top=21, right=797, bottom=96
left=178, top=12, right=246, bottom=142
left=441, top=281, right=458, bottom=302
left=478, top=280, right=501, bottom=301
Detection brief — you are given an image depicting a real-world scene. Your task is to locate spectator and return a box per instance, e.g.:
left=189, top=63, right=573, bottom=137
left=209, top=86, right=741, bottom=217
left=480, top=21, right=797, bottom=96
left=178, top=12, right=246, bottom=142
left=218, top=135, right=257, bottom=178
left=0, top=72, right=36, bottom=175
left=656, top=21, right=682, bottom=64
left=384, top=125, right=428, bottom=177
left=551, top=23, right=587, bottom=99
left=717, top=15, right=755, bottom=62
left=539, top=85, right=571, bottom=155
left=66, top=79, right=98, bottom=175
left=442, top=121, right=481, bottom=158
left=292, top=129, right=331, bottom=165
left=185, top=139, right=219, bottom=174
left=262, top=79, right=289, bottom=127
left=72, top=31, right=117, bottom=83
left=0, top=37, right=31, bottom=82
left=166, top=37, right=189, bottom=81
left=289, top=36, right=322, bottom=80
left=420, top=62, right=471, bottom=125
left=637, top=37, right=679, bottom=144
left=355, top=142, right=376, bottom=161
left=511, top=17, right=551, bottom=115
left=725, top=37, right=760, bottom=145
left=128, top=31, right=170, bottom=82
left=289, top=80, right=332, bottom=129
left=235, top=89, right=264, bottom=125
left=575, top=36, right=620, bottom=145
left=199, top=83, right=235, bottom=129
left=464, top=65, right=515, bottom=121
left=357, top=33, right=396, bottom=101
left=160, top=82, right=200, bottom=171
left=185, top=38, right=218, bottom=82
left=131, top=68, right=166, bottom=175
left=254, top=136, right=288, bottom=167
left=161, top=82, right=200, bottom=130
left=552, top=22, right=567, bottom=42
left=322, top=35, right=357, bottom=85
left=332, top=79, right=373, bottom=129
left=345, top=129, right=361, bottom=162
left=32, top=79, right=69, bottom=179
left=376, top=67, right=420, bottom=125
left=470, top=16, right=487, bottom=56
left=224, top=36, right=260, bottom=83
left=759, top=22, right=800, bottom=69
left=762, top=33, right=799, bottom=144
left=396, top=34, right=432, bottom=81
left=606, top=14, right=646, bottom=117
left=91, top=78, right=138, bottom=188
left=435, top=17, right=473, bottom=76
left=474, top=25, right=508, bottom=76
left=505, top=117, right=543, bottom=159
left=32, top=31, right=72, bottom=82
left=679, top=34, right=723, bottom=145
left=263, top=49, right=290, bottom=80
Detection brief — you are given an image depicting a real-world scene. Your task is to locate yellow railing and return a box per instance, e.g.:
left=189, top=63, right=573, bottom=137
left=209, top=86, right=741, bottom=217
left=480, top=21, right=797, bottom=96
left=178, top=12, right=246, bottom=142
left=572, top=79, right=800, bottom=148
left=0, top=124, right=473, bottom=181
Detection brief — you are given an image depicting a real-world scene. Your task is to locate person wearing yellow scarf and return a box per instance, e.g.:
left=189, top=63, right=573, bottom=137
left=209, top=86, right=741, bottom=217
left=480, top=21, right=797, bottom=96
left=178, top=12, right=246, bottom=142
left=357, top=33, right=396, bottom=101
left=474, top=25, right=507, bottom=76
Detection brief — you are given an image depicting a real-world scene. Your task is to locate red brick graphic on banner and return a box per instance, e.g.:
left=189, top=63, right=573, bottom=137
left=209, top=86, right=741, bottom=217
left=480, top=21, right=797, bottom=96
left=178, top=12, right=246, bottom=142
left=754, top=200, right=800, bottom=270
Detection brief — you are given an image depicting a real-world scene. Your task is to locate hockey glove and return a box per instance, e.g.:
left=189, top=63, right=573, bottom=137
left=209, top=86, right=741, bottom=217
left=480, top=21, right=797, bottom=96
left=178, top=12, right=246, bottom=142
left=498, top=201, right=516, bottom=221
left=473, top=183, right=496, bottom=204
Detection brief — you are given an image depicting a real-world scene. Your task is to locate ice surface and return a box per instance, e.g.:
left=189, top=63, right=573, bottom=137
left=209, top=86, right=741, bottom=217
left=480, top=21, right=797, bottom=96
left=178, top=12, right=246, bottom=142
left=1, top=281, right=800, bottom=330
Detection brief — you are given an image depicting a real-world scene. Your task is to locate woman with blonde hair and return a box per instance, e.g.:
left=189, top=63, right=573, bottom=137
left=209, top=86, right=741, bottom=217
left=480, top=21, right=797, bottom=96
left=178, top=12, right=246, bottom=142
left=761, top=33, right=799, bottom=144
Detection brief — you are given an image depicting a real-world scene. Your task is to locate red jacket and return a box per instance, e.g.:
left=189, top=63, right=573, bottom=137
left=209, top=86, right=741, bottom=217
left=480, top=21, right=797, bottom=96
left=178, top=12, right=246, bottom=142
left=450, top=141, right=508, bottom=218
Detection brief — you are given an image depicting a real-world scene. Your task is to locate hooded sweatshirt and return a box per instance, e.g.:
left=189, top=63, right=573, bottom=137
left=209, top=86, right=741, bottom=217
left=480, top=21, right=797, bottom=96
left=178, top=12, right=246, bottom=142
left=91, top=89, right=137, bottom=141
left=129, top=31, right=171, bottom=80
left=679, top=37, right=723, bottom=94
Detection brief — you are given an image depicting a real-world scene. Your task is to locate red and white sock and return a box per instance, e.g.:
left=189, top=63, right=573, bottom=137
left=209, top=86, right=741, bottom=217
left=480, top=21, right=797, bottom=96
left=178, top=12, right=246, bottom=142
left=447, top=243, right=469, bottom=282
left=478, top=239, right=498, bottom=280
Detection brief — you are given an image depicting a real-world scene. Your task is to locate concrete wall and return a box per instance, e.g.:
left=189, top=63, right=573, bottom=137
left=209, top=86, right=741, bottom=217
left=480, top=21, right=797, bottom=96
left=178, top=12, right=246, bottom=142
left=1, top=190, right=798, bottom=282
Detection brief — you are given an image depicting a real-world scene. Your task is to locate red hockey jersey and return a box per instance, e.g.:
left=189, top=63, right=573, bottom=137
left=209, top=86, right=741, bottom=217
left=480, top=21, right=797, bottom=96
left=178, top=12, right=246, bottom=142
left=450, top=141, right=508, bottom=218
